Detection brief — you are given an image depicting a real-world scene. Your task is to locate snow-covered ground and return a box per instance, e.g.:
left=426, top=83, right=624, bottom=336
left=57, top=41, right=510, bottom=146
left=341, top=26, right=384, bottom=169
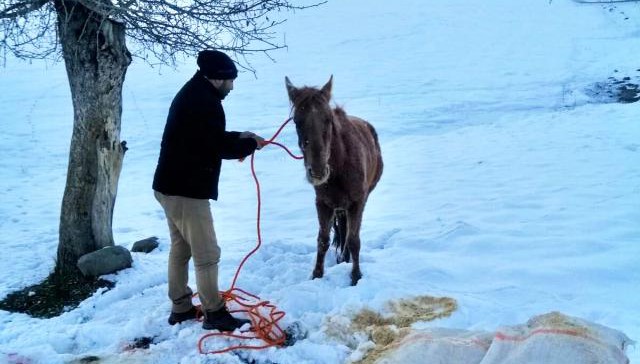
left=1, top=0, right=639, bottom=363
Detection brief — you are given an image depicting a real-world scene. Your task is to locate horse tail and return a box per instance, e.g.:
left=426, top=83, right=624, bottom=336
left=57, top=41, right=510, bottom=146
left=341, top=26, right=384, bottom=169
left=332, top=209, right=350, bottom=263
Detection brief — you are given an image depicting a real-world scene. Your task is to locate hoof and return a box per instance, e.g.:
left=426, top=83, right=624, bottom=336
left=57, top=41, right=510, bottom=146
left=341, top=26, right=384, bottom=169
left=312, top=269, right=324, bottom=279
left=350, top=272, right=362, bottom=286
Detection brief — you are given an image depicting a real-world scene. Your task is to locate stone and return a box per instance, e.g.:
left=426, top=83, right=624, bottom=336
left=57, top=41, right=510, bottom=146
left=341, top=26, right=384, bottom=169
left=77, top=246, right=133, bottom=277
left=131, top=236, right=159, bottom=253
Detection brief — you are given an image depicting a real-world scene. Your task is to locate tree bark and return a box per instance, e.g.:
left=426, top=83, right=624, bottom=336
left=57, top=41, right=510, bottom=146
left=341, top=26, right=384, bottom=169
left=54, top=0, right=131, bottom=274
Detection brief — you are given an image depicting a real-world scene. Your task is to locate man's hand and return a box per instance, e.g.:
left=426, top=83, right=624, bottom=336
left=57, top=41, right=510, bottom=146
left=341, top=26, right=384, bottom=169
left=239, top=131, right=266, bottom=150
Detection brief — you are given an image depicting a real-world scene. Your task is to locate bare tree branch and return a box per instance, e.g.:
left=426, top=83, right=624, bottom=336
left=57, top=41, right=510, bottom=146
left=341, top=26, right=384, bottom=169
left=0, top=0, right=49, bottom=19
left=1, top=0, right=325, bottom=69
left=1, top=1, right=58, bottom=59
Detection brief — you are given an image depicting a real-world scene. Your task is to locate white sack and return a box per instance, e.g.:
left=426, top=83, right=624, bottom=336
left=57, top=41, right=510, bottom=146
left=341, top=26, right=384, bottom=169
left=374, top=312, right=633, bottom=364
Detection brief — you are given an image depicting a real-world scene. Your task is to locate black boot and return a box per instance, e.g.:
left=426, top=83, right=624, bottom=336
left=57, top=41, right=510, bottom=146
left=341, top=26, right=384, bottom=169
left=168, top=306, right=199, bottom=325
left=203, top=306, right=251, bottom=331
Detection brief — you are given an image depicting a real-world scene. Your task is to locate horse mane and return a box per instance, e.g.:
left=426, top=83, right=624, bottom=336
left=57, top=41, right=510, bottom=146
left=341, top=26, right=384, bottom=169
left=333, top=106, right=347, bottom=121
left=291, top=87, right=351, bottom=126
left=291, top=87, right=330, bottom=108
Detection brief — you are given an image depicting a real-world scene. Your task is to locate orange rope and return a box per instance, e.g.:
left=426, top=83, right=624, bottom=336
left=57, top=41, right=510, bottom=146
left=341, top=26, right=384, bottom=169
left=198, top=117, right=303, bottom=355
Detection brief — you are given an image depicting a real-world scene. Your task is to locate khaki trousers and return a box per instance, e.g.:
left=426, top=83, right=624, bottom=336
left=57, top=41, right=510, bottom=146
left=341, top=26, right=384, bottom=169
left=154, top=191, right=224, bottom=313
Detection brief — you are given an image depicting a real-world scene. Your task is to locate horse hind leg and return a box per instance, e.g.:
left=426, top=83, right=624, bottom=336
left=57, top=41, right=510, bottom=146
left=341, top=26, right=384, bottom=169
left=312, top=202, right=333, bottom=279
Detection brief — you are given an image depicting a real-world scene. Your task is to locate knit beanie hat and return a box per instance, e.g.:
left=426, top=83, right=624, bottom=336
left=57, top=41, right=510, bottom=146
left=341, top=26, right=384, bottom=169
left=197, top=50, right=238, bottom=80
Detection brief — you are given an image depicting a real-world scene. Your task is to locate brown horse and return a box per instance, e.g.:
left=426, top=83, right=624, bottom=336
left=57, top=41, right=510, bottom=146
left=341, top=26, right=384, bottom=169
left=285, top=76, right=383, bottom=285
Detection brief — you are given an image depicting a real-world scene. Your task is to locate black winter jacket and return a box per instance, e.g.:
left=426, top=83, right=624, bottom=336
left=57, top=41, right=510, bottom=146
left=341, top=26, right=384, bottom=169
left=152, top=71, right=257, bottom=200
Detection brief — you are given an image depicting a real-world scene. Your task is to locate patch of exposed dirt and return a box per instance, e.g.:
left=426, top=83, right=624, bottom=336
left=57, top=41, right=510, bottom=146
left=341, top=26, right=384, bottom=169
left=585, top=70, right=640, bottom=104
left=0, top=270, right=114, bottom=318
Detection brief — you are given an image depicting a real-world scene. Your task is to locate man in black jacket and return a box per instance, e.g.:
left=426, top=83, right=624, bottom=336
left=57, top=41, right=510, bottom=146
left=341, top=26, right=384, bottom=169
left=153, top=50, right=264, bottom=331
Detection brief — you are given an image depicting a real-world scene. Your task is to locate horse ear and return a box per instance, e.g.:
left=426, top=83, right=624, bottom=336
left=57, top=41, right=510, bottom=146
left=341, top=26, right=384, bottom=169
left=321, top=75, right=333, bottom=100
left=285, top=76, right=297, bottom=102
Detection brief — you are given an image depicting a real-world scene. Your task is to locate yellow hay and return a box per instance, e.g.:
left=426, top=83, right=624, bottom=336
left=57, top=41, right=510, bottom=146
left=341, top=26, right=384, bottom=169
left=532, top=311, right=592, bottom=337
left=324, top=295, right=458, bottom=364
left=387, top=296, right=458, bottom=328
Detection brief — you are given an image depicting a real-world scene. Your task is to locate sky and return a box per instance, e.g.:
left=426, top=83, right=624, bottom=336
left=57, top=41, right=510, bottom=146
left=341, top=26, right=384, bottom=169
left=0, top=0, right=639, bottom=363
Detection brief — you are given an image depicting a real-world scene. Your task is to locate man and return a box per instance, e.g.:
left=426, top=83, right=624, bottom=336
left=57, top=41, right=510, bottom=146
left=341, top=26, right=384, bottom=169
left=153, top=50, right=264, bottom=331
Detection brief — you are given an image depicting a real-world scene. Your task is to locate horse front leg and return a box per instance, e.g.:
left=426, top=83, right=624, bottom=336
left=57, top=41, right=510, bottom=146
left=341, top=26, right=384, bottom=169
left=312, top=201, right=333, bottom=279
left=347, top=201, right=365, bottom=286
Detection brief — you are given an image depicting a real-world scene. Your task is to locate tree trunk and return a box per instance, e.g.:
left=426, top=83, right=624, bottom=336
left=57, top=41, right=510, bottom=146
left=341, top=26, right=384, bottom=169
left=54, top=0, right=131, bottom=275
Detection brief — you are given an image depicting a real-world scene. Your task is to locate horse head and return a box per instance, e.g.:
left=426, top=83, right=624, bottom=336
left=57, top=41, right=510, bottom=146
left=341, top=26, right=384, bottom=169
left=285, top=75, right=334, bottom=186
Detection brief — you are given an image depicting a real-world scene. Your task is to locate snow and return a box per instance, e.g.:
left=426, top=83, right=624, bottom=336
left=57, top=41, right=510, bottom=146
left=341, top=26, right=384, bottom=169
left=1, top=0, right=639, bottom=363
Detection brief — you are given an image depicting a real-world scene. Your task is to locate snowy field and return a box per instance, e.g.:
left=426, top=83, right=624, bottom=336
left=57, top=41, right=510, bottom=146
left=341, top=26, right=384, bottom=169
left=1, top=0, right=639, bottom=363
